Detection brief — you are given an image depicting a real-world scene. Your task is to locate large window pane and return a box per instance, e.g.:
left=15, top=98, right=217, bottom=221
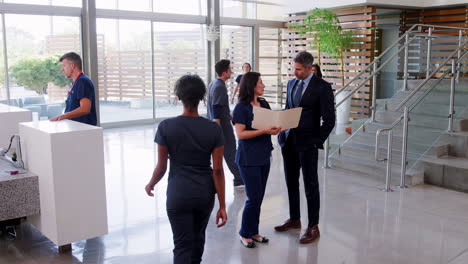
left=96, top=0, right=152, bottom=12
left=221, top=0, right=255, bottom=19
left=5, top=14, right=80, bottom=118
left=257, top=2, right=285, bottom=21
left=259, top=27, right=284, bottom=107
left=220, top=25, right=252, bottom=100
left=0, top=15, right=6, bottom=102
left=153, top=22, right=207, bottom=119
left=97, top=19, right=152, bottom=124
left=153, top=0, right=206, bottom=15
left=4, top=0, right=81, bottom=7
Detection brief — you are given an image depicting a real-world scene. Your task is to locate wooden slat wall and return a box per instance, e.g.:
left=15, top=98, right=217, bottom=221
left=46, top=34, right=207, bottom=102
left=221, top=27, right=252, bottom=94
left=259, top=27, right=287, bottom=107
left=399, top=7, right=468, bottom=79
left=46, top=34, right=105, bottom=100
left=98, top=49, right=206, bottom=101
left=285, top=6, right=377, bottom=119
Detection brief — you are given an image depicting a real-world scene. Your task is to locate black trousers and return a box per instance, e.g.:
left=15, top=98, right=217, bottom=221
left=281, top=137, right=320, bottom=228
left=238, top=163, right=270, bottom=238
left=220, top=118, right=243, bottom=185
left=167, top=196, right=215, bottom=264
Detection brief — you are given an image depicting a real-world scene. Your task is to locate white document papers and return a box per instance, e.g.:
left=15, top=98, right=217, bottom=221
left=252, top=106, right=302, bottom=130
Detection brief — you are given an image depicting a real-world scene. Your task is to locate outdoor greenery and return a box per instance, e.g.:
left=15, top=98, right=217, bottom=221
left=9, top=55, right=71, bottom=94
left=291, top=8, right=355, bottom=86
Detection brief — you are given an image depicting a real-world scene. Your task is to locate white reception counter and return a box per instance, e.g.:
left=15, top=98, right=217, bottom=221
left=19, top=120, right=108, bottom=249
left=0, top=103, right=31, bottom=148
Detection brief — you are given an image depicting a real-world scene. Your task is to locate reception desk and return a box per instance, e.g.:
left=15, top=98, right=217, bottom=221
left=19, top=120, right=108, bottom=249
left=0, top=103, right=31, bottom=148
left=0, top=159, right=39, bottom=222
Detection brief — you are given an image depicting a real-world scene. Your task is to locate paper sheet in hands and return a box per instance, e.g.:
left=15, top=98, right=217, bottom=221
left=252, top=107, right=302, bottom=130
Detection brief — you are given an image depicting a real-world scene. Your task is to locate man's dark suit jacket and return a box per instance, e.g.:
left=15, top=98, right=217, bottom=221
left=278, top=74, right=336, bottom=150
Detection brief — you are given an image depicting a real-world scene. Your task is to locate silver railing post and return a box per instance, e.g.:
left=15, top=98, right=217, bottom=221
left=382, top=130, right=394, bottom=192
left=402, top=34, right=409, bottom=91
left=456, top=30, right=462, bottom=81
left=426, top=27, right=433, bottom=79
left=323, top=138, right=330, bottom=168
left=371, top=60, right=378, bottom=122
left=399, top=107, right=409, bottom=189
left=448, top=59, right=456, bottom=132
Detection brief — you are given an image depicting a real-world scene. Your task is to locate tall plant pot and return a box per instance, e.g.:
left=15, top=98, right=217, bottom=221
left=335, top=90, right=352, bottom=134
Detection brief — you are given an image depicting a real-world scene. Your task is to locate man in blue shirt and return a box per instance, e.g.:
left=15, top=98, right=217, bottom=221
left=207, top=60, right=244, bottom=188
left=50, top=52, right=97, bottom=126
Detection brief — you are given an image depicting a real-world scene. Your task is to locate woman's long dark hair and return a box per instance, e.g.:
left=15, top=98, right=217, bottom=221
left=312, top=64, right=323, bottom=78
left=238, top=72, right=261, bottom=104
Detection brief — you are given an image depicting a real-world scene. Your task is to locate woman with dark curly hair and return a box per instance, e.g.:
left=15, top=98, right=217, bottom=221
left=145, top=74, right=227, bottom=264
left=232, top=72, right=281, bottom=248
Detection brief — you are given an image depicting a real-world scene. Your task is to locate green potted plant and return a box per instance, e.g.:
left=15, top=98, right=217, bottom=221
left=291, top=8, right=354, bottom=87
left=291, top=8, right=355, bottom=130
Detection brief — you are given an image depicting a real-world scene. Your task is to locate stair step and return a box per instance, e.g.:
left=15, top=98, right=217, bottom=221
left=330, top=154, right=424, bottom=186
left=335, top=141, right=419, bottom=166
left=407, top=79, right=468, bottom=92
left=350, top=131, right=433, bottom=153
left=418, top=155, right=468, bottom=193
left=387, top=90, right=468, bottom=109
left=375, top=111, right=450, bottom=129
left=428, top=131, right=468, bottom=158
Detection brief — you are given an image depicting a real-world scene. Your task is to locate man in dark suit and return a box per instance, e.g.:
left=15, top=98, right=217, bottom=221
left=275, top=51, right=335, bottom=244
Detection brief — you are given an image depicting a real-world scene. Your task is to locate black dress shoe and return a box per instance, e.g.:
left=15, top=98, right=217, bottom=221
left=274, top=219, right=301, bottom=232
left=299, top=225, right=320, bottom=244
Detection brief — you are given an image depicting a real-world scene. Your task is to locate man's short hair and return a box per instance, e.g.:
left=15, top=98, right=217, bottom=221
left=293, top=51, right=314, bottom=67
left=215, top=59, right=231, bottom=77
left=60, top=52, right=82, bottom=70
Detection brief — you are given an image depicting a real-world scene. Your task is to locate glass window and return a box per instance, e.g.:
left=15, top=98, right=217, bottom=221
left=4, top=0, right=81, bottom=7
left=221, top=0, right=255, bottom=19
left=153, top=22, right=207, bottom=119
left=96, top=0, right=152, bottom=12
left=153, top=0, right=207, bottom=15
left=97, top=19, right=152, bottom=124
left=5, top=14, right=81, bottom=118
left=0, top=15, right=6, bottom=103
left=259, top=27, right=285, bottom=107
left=257, top=3, right=285, bottom=21
left=220, top=25, right=252, bottom=101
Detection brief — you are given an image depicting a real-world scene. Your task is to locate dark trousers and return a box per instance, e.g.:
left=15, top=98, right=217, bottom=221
left=281, top=138, right=320, bottom=228
left=238, top=163, right=270, bottom=238
left=221, top=118, right=243, bottom=185
left=167, top=196, right=214, bottom=264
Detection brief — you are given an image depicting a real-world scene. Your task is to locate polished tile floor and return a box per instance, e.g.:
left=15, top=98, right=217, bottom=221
left=2, top=124, right=468, bottom=264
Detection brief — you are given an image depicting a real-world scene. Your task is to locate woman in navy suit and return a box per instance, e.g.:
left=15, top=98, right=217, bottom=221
left=232, top=72, right=281, bottom=248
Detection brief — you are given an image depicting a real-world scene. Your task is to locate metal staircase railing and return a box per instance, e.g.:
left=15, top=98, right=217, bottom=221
left=324, top=24, right=468, bottom=190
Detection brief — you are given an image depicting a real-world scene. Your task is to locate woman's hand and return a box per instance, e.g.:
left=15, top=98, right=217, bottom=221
left=262, top=126, right=282, bottom=135
left=145, top=182, right=156, bottom=197
left=216, top=207, right=227, bottom=227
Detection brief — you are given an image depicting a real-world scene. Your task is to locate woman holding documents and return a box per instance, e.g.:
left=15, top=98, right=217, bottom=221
left=232, top=72, right=281, bottom=248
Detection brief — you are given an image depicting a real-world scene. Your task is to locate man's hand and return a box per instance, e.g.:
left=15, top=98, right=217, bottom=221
left=213, top=119, right=221, bottom=125
left=50, top=115, right=64, bottom=121
left=216, top=207, right=227, bottom=227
